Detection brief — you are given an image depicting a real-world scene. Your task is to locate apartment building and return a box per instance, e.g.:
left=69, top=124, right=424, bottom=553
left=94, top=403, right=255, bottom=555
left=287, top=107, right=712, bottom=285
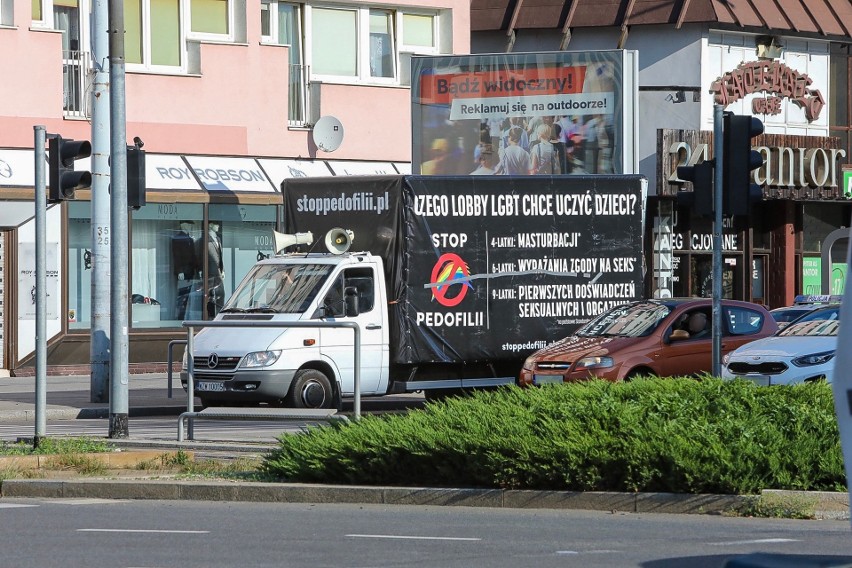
left=0, top=0, right=468, bottom=374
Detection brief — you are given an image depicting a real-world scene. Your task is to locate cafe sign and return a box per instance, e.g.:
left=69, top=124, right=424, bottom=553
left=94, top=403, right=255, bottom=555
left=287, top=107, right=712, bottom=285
left=710, top=60, right=825, bottom=122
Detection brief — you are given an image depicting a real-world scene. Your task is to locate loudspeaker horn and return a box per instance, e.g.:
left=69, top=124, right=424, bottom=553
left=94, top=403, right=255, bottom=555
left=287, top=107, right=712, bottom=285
left=273, top=230, right=313, bottom=255
left=324, top=228, right=354, bottom=255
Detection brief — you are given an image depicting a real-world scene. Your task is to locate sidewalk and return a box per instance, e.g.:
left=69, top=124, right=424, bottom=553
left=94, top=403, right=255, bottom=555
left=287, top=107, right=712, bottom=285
left=0, top=373, right=187, bottom=423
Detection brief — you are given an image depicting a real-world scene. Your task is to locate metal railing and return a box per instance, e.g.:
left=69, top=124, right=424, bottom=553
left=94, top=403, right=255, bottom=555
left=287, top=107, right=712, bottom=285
left=180, top=319, right=361, bottom=437
left=288, top=63, right=309, bottom=127
left=62, top=49, right=91, bottom=119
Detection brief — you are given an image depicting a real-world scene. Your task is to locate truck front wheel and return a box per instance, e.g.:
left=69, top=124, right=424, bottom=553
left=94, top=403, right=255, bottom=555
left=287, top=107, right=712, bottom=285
left=286, top=369, right=334, bottom=409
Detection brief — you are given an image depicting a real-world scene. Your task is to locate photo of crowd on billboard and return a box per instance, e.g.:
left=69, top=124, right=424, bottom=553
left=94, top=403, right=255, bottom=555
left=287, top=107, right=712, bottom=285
left=412, top=52, right=624, bottom=177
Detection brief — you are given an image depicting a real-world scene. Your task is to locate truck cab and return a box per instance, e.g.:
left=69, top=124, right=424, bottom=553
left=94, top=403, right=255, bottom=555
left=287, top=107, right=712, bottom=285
left=181, top=250, right=390, bottom=409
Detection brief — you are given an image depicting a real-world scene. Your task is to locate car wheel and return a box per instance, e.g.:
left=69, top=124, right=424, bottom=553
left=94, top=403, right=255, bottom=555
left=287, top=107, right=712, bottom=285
left=624, top=370, right=648, bottom=382
left=286, top=369, right=334, bottom=409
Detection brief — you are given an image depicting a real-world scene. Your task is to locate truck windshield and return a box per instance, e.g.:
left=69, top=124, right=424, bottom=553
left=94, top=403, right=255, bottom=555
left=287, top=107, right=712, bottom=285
left=222, top=264, right=333, bottom=314
left=576, top=302, right=671, bottom=338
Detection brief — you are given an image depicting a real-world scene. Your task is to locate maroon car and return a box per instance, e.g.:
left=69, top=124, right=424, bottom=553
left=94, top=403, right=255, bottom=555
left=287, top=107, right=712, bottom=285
left=519, top=298, right=778, bottom=385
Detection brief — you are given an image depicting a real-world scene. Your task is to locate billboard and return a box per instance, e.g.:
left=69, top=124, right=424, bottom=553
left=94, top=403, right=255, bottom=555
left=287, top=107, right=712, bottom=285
left=411, top=51, right=638, bottom=178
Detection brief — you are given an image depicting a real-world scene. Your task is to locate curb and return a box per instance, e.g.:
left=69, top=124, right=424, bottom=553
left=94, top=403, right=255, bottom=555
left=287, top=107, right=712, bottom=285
left=0, top=479, right=753, bottom=514
left=4, top=479, right=846, bottom=519
left=0, top=406, right=187, bottom=423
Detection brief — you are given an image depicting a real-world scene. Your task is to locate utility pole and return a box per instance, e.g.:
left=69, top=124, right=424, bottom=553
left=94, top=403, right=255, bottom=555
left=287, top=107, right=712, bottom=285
left=108, top=0, right=129, bottom=437
left=711, top=105, right=723, bottom=377
left=90, top=0, right=111, bottom=403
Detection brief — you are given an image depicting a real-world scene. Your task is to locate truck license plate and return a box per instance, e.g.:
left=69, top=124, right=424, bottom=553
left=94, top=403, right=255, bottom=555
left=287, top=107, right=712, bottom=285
left=196, top=381, right=225, bottom=392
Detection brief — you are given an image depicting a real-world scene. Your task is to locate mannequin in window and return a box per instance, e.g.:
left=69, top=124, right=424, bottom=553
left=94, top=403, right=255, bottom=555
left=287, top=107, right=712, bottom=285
left=172, top=221, right=199, bottom=319
left=205, top=222, right=225, bottom=317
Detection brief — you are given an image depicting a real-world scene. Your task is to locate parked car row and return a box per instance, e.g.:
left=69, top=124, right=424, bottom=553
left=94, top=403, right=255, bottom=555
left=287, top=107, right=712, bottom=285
left=519, top=296, right=841, bottom=387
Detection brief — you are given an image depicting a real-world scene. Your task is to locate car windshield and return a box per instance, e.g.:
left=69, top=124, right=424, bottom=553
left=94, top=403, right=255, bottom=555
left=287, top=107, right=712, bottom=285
left=576, top=302, right=671, bottom=338
left=771, top=308, right=814, bottom=323
left=222, top=263, right=333, bottom=314
left=778, top=307, right=840, bottom=337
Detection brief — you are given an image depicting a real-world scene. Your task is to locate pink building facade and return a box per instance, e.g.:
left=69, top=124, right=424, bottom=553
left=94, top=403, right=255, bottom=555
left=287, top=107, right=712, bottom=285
left=0, top=0, right=469, bottom=374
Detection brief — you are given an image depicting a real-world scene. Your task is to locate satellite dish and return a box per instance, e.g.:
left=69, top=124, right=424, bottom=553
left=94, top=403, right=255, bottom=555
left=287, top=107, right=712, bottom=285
left=313, top=116, right=344, bottom=152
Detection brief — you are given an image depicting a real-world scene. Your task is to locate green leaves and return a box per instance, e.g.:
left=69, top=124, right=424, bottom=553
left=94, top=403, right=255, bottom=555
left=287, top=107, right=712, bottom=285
left=262, top=379, right=845, bottom=495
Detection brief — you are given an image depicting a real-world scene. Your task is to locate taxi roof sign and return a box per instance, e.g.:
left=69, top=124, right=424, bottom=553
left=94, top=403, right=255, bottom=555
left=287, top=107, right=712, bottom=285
left=793, top=294, right=843, bottom=305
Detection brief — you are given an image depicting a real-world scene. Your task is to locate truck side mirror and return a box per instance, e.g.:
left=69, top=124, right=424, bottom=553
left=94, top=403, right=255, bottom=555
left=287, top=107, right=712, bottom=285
left=344, top=286, right=359, bottom=317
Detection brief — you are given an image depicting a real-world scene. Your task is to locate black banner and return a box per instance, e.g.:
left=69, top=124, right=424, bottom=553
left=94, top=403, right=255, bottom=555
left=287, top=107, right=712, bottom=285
left=283, top=175, right=646, bottom=364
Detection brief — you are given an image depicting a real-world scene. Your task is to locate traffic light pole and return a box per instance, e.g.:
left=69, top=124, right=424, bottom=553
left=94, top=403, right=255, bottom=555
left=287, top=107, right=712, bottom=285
left=108, top=0, right=129, bottom=437
left=33, top=126, right=47, bottom=448
left=712, top=105, right=723, bottom=377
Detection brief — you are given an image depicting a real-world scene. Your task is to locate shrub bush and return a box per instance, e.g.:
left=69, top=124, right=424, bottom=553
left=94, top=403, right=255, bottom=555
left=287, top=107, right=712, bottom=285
left=261, top=378, right=846, bottom=494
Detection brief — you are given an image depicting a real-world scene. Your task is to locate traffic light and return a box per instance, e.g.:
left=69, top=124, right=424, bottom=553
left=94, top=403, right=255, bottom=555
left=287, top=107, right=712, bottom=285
left=723, top=113, right=764, bottom=216
left=48, top=136, right=91, bottom=202
left=126, top=144, right=146, bottom=209
left=676, top=160, right=714, bottom=218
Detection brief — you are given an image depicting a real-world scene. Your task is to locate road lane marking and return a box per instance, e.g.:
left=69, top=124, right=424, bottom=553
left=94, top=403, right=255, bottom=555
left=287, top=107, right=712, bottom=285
left=51, top=499, right=131, bottom=505
left=346, top=534, right=480, bottom=541
left=0, top=503, right=38, bottom=508
left=709, top=538, right=799, bottom=546
left=77, top=529, right=209, bottom=534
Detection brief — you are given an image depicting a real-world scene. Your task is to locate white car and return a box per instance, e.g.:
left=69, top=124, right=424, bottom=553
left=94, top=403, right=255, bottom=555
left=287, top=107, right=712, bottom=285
left=769, top=294, right=843, bottom=329
left=722, top=305, right=840, bottom=386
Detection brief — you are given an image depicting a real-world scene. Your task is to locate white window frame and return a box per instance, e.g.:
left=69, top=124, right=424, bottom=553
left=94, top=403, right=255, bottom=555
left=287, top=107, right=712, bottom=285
left=261, top=0, right=301, bottom=49
left=31, top=0, right=52, bottom=28
left=397, top=10, right=437, bottom=87
left=263, top=2, right=438, bottom=87
left=186, top=0, right=234, bottom=42
left=304, top=4, right=410, bottom=86
left=398, top=10, right=437, bottom=55
left=125, top=0, right=188, bottom=73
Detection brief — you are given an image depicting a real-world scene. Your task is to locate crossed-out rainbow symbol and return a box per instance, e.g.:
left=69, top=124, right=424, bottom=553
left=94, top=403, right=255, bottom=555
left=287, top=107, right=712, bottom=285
left=430, top=253, right=474, bottom=307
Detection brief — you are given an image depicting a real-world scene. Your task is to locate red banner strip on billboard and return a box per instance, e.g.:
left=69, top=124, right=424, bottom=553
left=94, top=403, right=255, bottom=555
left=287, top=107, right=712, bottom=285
left=419, top=67, right=587, bottom=104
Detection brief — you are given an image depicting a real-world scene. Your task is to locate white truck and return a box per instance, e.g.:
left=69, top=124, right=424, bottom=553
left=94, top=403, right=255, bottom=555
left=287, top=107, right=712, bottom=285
left=181, top=174, right=647, bottom=408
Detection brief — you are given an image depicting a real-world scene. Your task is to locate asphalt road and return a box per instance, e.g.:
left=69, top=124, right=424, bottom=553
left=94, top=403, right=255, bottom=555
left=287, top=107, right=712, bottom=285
left=1, top=499, right=850, bottom=568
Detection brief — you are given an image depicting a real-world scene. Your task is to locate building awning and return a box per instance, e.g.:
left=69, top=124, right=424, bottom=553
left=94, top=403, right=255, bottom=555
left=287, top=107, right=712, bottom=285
left=0, top=149, right=408, bottom=193
left=470, top=0, right=852, bottom=38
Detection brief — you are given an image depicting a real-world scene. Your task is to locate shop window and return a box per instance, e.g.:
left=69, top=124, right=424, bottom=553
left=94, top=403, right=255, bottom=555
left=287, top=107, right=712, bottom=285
left=802, top=202, right=846, bottom=253
left=130, top=204, right=204, bottom=328
left=68, top=201, right=93, bottom=330
left=206, top=204, right=277, bottom=318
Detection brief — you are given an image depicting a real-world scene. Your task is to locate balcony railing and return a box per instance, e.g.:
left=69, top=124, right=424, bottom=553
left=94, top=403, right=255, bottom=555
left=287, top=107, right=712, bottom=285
left=289, top=63, right=309, bottom=127
left=63, top=49, right=91, bottom=119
